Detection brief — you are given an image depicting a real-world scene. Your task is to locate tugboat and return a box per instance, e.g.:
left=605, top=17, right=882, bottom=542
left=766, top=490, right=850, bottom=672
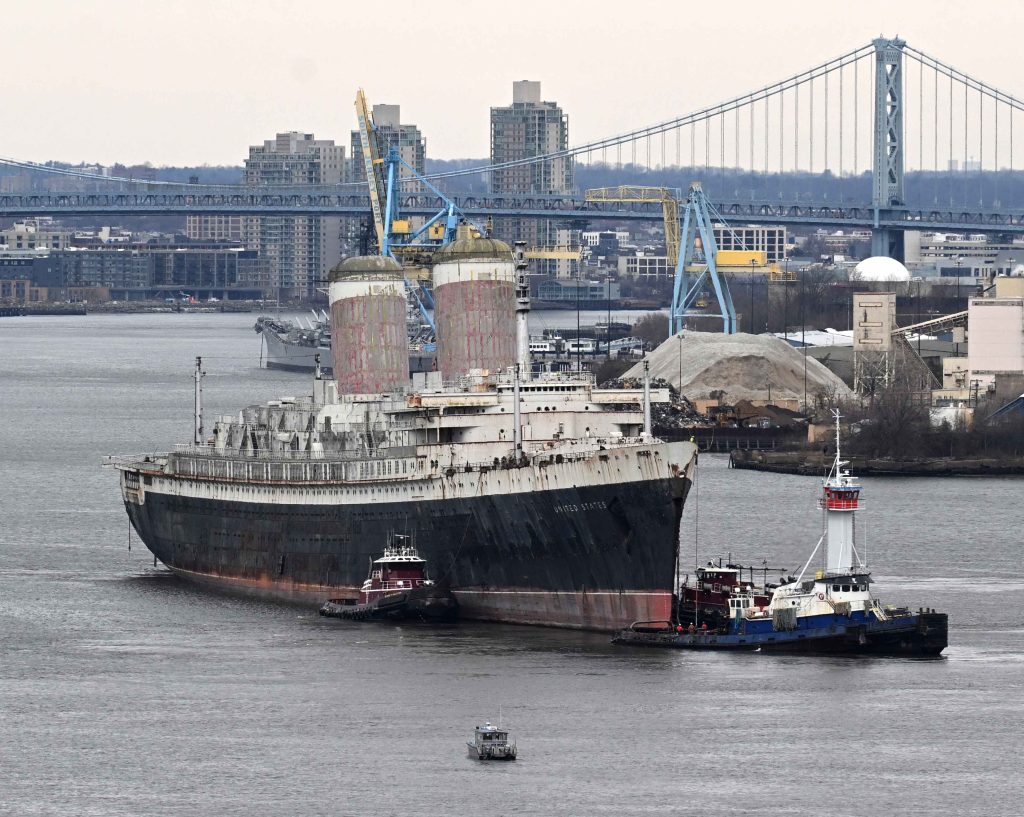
left=467, top=723, right=517, bottom=761
left=319, top=535, right=458, bottom=622
left=676, top=560, right=773, bottom=630
left=614, top=413, right=948, bottom=656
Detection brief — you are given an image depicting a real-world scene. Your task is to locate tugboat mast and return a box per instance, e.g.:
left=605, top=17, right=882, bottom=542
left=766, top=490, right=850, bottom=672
left=821, top=410, right=863, bottom=575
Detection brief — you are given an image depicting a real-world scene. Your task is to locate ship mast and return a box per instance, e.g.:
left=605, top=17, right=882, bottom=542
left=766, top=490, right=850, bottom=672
left=513, top=363, right=523, bottom=460
left=642, top=359, right=653, bottom=440
left=193, top=356, right=205, bottom=446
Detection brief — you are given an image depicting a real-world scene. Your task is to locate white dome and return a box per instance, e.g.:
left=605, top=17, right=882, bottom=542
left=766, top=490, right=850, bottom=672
left=850, top=256, right=910, bottom=282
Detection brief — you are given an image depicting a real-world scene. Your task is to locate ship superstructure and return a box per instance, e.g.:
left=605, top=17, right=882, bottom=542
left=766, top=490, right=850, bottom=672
left=114, top=232, right=697, bottom=630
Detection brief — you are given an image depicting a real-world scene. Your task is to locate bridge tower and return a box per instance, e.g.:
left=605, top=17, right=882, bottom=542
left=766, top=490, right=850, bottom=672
left=871, top=37, right=906, bottom=261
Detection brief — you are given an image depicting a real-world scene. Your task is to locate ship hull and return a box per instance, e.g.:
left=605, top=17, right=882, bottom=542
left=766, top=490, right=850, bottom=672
left=124, top=470, right=690, bottom=631
left=613, top=611, right=948, bottom=656
left=259, top=325, right=434, bottom=375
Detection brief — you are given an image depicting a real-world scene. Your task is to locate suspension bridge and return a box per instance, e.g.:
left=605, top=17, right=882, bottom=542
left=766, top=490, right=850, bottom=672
left=4, top=38, right=1024, bottom=257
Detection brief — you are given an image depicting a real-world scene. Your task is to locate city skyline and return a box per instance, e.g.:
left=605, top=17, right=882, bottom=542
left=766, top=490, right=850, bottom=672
left=5, top=0, right=1023, bottom=167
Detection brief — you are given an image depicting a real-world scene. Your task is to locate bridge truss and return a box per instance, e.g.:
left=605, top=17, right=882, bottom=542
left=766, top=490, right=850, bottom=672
left=4, top=39, right=1024, bottom=244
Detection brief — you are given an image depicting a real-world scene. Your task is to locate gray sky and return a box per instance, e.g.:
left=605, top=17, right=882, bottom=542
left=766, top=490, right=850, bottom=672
left=6, top=0, right=1022, bottom=167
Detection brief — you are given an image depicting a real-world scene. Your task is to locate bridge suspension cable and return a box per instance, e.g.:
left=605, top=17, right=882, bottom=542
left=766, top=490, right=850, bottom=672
left=420, top=42, right=876, bottom=182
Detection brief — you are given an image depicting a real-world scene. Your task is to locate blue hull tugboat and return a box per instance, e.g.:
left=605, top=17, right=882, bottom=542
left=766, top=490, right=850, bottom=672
left=614, top=413, right=948, bottom=656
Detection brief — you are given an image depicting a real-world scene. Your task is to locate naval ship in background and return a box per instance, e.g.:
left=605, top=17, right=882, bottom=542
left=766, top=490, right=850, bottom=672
left=255, top=307, right=436, bottom=375
left=113, top=231, right=698, bottom=630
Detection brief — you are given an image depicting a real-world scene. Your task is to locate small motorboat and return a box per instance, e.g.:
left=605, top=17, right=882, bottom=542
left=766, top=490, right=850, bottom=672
left=319, top=534, right=458, bottom=623
left=467, top=722, right=517, bottom=761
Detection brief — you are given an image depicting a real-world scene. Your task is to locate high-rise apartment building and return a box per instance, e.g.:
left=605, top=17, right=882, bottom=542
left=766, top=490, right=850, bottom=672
left=489, top=81, right=573, bottom=248
left=185, top=214, right=243, bottom=242
left=242, top=132, right=345, bottom=299
left=350, top=104, right=426, bottom=184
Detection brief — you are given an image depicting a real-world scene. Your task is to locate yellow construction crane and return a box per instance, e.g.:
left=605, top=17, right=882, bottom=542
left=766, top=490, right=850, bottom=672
left=585, top=186, right=681, bottom=266
left=522, top=246, right=584, bottom=262
left=354, top=89, right=387, bottom=251
left=584, top=185, right=793, bottom=279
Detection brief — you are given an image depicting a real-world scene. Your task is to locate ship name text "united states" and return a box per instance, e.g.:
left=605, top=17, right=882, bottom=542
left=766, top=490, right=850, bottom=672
left=554, top=501, right=608, bottom=514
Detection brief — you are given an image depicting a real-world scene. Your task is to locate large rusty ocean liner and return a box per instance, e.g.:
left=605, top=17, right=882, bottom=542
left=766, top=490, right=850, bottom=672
left=113, top=233, right=697, bottom=630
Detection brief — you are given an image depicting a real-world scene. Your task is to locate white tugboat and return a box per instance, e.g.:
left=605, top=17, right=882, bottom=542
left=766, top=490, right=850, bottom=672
left=467, top=722, right=517, bottom=761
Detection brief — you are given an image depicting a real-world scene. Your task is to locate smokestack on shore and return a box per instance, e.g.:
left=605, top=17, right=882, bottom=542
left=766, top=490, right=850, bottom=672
left=432, top=227, right=516, bottom=380
left=328, top=255, right=407, bottom=394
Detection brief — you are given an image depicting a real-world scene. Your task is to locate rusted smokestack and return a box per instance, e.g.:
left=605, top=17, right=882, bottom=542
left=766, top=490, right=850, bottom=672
left=433, top=227, right=516, bottom=380
left=328, top=255, right=407, bottom=394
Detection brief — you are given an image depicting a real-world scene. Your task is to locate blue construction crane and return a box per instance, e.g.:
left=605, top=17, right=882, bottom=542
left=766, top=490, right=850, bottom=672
left=669, top=183, right=738, bottom=335
left=354, top=90, right=487, bottom=334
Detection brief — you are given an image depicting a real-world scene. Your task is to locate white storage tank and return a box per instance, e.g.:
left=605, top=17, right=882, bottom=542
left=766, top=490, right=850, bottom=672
left=432, top=228, right=516, bottom=380
left=328, top=255, right=407, bottom=394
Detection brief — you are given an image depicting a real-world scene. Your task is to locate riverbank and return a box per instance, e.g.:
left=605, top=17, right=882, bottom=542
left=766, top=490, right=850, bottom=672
left=730, top=448, right=1024, bottom=476
left=0, top=300, right=259, bottom=317
left=0, top=304, right=87, bottom=317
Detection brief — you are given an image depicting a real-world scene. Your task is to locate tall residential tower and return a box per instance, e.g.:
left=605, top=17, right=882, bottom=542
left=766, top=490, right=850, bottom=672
left=489, top=81, right=573, bottom=248
left=243, top=132, right=345, bottom=300
left=350, top=104, right=426, bottom=184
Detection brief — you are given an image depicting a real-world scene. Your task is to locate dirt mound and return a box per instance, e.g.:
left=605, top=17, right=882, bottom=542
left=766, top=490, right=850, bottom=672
left=624, top=331, right=851, bottom=404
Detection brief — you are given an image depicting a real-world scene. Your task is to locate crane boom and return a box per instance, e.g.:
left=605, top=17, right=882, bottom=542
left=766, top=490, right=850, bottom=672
left=585, top=186, right=681, bottom=266
left=354, top=89, right=387, bottom=250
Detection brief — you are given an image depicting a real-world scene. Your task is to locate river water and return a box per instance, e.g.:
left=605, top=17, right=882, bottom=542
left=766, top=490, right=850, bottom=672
left=1, top=313, right=1021, bottom=817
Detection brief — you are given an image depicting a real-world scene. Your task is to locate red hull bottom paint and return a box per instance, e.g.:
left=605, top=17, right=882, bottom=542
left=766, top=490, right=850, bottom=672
left=164, top=566, right=668, bottom=631
left=452, top=590, right=672, bottom=631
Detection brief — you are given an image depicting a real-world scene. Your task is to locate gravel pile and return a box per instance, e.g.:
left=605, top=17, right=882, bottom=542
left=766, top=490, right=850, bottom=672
left=624, top=331, right=852, bottom=404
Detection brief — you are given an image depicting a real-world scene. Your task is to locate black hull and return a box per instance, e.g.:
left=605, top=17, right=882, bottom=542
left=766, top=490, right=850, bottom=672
left=125, top=474, right=690, bottom=631
left=319, top=585, right=459, bottom=623
left=613, top=613, right=948, bottom=656
left=264, top=354, right=435, bottom=375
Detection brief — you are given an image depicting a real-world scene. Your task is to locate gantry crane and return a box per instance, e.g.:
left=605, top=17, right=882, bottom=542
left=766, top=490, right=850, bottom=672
left=672, top=183, right=737, bottom=334
left=585, top=186, right=682, bottom=266
left=586, top=182, right=791, bottom=334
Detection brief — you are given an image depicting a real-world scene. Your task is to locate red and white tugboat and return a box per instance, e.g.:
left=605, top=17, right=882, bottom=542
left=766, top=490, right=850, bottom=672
left=676, top=561, right=773, bottom=629
left=319, top=534, right=458, bottom=622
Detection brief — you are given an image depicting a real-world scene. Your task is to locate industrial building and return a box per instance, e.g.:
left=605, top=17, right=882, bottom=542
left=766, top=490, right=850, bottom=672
left=536, top=278, right=619, bottom=304
left=0, top=241, right=265, bottom=302
left=904, top=231, right=1024, bottom=278
left=242, top=132, right=346, bottom=300
left=617, top=225, right=788, bottom=277
left=966, top=277, right=1024, bottom=392
left=0, top=219, right=72, bottom=251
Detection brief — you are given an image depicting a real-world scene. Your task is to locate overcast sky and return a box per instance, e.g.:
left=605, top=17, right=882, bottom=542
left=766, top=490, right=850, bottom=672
left=5, top=0, right=1022, bottom=167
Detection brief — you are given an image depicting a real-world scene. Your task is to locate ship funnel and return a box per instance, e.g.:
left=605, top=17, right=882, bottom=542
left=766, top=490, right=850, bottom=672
left=432, top=230, right=516, bottom=380
left=328, top=255, right=408, bottom=395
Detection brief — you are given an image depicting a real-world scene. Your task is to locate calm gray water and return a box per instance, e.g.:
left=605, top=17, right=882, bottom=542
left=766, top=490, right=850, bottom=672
left=1, top=312, right=1022, bottom=817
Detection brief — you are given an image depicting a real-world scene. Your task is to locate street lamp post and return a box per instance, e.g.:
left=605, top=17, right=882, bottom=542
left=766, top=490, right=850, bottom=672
left=921, top=278, right=929, bottom=358
left=678, top=331, right=683, bottom=393
left=606, top=276, right=611, bottom=357
left=800, top=268, right=807, bottom=410
left=955, top=256, right=962, bottom=306
left=783, top=255, right=789, bottom=338
left=749, top=259, right=756, bottom=333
